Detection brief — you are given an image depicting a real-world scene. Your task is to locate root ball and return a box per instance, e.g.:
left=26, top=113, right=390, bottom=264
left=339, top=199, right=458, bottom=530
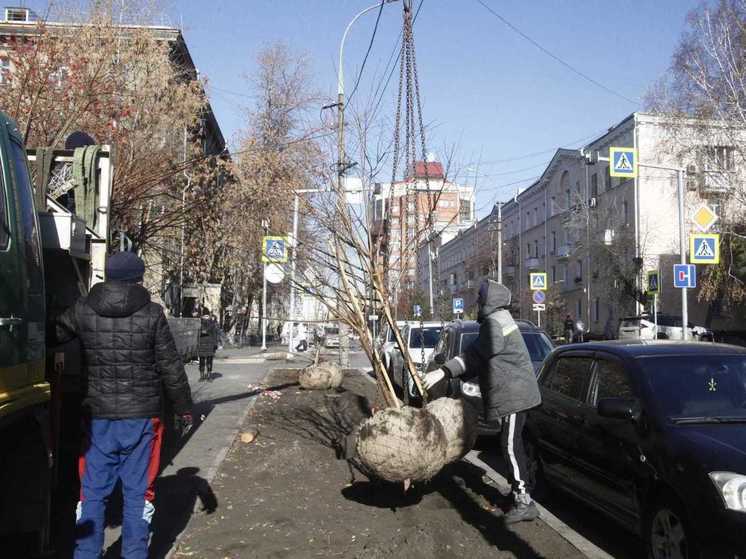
left=426, top=397, right=478, bottom=463
left=299, top=362, right=344, bottom=390
left=357, top=406, right=447, bottom=482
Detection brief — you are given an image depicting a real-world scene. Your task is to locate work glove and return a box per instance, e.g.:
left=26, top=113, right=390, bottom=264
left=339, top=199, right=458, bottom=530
left=423, top=368, right=448, bottom=390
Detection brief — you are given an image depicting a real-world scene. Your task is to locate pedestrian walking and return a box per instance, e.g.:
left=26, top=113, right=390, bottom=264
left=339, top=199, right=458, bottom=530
left=295, top=322, right=308, bottom=352
left=54, top=251, right=192, bottom=559
left=423, top=279, right=541, bottom=524
left=563, top=314, right=576, bottom=343
left=198, top=314, right=219, bottom=381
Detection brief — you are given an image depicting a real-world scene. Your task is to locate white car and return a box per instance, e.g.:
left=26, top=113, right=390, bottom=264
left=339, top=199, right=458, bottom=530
left=376, top=320, right=410, bottom=373
left=618, top=315, right=713, bottom=341
left=389, top=321, right=444, bottom=401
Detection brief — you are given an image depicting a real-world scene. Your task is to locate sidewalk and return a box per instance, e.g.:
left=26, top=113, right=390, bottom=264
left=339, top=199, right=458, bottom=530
left=172, top=368, right=584, bottom=559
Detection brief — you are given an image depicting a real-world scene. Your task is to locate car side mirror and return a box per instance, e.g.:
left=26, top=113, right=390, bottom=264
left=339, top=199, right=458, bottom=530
left=597, top=398, right=639, bottom=421
left=434, top=353, right=446, bottom=365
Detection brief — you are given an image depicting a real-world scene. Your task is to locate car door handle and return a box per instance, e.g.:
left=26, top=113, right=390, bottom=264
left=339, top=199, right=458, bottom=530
left=0, top=316, right=23, bottom=327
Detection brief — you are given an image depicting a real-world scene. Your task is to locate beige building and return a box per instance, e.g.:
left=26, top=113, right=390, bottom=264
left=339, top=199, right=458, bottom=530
left=428, top=112, right=746, bottom=337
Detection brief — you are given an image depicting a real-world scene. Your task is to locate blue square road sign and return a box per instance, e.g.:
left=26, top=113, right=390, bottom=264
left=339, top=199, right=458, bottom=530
left=673, top=264, right=696, bottom=289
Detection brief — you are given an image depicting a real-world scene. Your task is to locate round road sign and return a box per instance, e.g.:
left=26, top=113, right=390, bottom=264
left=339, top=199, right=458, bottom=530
left=532, top=290, right=546, bottom=304
left=265, top=263, right=285, bottom=284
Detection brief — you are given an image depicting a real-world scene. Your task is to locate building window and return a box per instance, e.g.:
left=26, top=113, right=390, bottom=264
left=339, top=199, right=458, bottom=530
left=459, top=199, right=471, bottom=222
left=706, top=146, right=735, bottom=171
left=527, top=243, right=531, bottom=256
left=551, top=196, right=556, bottom=215
left=551, top=231, right=556, bottom=253
left=565, top=189, right=571, bottom=209
left=576, top=259, right=583, bottom=281
left=576, top=298, right=582, bottom=320
left=604, top=169, right=611, bottom=190
left=534, top=240, right=538, bottom=258
left=551, top=265, right=556, bottom=283
left=0, top=58, right=9, bottom=85
left=623, top=200, right=629, bottom=227
left=594, top=297, right=600, bottom=323
left=526, top=211, right=531, bottom=229
left=590, top=173, right=598, bottom=197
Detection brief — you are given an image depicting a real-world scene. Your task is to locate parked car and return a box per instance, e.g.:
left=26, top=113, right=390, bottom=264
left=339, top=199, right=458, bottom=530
left=526, top=341, right=746, bottom=558
left=376, top=320, right=410, bottom=373
left=323, top=326, right=340, bottom=348
left=619, top=314, right=714, bottom=342
left=425, top=319, right=554, bottom=434
left=388, top=321, right=443, bottom=402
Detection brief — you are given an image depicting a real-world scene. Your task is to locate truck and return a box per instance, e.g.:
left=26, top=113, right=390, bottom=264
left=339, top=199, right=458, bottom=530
left=0, top=110, right=198, bottom=556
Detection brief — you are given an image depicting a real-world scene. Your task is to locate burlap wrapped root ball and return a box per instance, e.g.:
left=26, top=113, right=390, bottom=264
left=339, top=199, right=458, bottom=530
left=298, top=362, right=344, bottom=390
left=426, top=397, right=479, bottom=463
left=357, top=406, right=447, bottom=482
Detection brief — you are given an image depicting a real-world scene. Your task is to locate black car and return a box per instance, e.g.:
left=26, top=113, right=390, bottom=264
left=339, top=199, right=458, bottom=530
left=526, top=341, right=746, bottom=558
left=426, top=319, right=554, bottom=434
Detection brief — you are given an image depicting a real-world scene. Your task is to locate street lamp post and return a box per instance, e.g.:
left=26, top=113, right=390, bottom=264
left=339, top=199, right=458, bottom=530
left=335, top=0, right=400, bottom=365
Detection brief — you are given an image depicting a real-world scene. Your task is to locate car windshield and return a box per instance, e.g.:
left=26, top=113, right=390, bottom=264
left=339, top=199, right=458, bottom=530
left=522, top=332, right=553, bottom=362
left=409, top=327, right=440, bottom=349
left=641, top=355, right=746, bottom=422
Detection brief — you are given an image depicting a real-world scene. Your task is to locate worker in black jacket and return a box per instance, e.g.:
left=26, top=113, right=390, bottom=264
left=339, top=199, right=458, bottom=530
left=198, top=313, right=219, bottom=381
left=423, top=279, right=541, bottom=524
left=55, top=251, right=193, bottom=559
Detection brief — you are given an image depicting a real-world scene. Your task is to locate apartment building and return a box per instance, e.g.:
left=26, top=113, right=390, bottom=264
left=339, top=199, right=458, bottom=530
left=372, top=160, right=475, bottom=294
left=501, top=112, right=746, bottom=336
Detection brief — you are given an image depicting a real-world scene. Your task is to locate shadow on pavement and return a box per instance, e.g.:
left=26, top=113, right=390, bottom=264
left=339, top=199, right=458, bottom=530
left=475, top=449, right=642, bottom=559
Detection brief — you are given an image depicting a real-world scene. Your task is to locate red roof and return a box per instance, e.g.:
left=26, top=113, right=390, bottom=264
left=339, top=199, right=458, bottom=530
left=410, top=161, right=444, bottom=179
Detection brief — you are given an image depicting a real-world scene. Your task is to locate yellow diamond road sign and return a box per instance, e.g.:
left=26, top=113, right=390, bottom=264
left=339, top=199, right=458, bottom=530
left=692, top=205, right=718, bottom=232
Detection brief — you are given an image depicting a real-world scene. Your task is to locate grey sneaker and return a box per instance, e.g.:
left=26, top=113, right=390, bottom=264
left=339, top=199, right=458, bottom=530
left=503, top=500, right=539, bottom=525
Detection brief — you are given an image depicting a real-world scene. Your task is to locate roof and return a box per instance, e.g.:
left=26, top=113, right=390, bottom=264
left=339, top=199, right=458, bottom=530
left=556, top=340, right=746, bottom=357
left=410, top=161, right=444, bottom=179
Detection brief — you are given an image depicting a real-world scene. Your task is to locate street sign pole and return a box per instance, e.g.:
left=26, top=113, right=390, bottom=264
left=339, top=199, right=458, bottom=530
left=537, top=308, right=541, bottom=328
left=677, top=169, right=688, bottom=341
left=261, top=263, right=268, bottom=351
left=654, top=293, right=658, bottom=339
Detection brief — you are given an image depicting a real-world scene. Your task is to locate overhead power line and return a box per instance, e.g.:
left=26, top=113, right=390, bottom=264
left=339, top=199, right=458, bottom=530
left=346, top=0, right=386, bottom=107
left=475, top=0, right=639, bottom=106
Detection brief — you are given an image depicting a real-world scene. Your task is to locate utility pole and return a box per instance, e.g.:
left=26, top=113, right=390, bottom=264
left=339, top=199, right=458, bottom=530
left=260, top=219, right=269, bottom=351
left=497, top=202, right=503, bottom=284
left=677, top=168, right=688, bottom=340
left=287, top=194, right=300, bottom=354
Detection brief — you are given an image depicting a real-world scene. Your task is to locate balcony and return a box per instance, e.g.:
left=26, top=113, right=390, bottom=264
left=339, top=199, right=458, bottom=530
left=556, top=244, right=572, bottom=259
left=525, top=257, right=541, bottom=269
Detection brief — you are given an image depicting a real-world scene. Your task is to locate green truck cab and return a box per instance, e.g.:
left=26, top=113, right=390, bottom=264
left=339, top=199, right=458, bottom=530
left=0, top=111, right=114, bottom=555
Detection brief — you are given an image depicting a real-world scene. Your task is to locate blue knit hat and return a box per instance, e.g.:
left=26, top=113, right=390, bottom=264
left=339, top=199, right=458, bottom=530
left=106, top=251, right=145, bottom=283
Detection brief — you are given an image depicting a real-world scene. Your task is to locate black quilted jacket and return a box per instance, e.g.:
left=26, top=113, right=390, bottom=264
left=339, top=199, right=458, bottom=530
left=56, top=281, right=192, bottom=419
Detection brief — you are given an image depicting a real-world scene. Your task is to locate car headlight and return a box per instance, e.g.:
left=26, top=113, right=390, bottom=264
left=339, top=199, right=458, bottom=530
left=709, top=472, right=746, bottom=513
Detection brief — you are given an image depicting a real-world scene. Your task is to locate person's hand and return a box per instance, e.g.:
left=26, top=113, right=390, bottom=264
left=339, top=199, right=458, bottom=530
left=179, top=412, right=193, bottom=432
left=424, top=368, right=447, bottom=390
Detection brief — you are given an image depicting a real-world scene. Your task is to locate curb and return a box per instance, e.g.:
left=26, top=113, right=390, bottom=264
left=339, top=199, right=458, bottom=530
left=464, top=451, right=614, bottom=559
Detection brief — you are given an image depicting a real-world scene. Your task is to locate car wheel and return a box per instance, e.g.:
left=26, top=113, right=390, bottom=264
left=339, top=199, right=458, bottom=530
left=647, top=495, right=699, bottom=559
left=524, top=436, right=548, bottom=499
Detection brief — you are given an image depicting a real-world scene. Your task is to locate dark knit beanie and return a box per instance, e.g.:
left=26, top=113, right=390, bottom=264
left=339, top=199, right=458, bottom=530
left=106, top=251, right=145, bottom=283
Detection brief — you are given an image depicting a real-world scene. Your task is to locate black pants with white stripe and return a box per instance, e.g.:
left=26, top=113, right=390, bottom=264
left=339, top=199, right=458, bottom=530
left=500, top=412, right=530, bottom=500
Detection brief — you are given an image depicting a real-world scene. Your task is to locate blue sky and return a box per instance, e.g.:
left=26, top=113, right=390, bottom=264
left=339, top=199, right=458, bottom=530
left=32, top=0, right=701, bottom=215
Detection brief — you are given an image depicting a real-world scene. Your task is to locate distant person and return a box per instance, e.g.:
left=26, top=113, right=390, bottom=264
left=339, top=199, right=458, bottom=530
left=423, top=280, right=541, bottom=524
left=281, top=321, right=291, bottom=345
left=295, top=322, right=308, bottom=352
left=198, top=314, right=219, bottom=381
left=55, top=251, right=192, bottom=559
left=564, top=314, right=576, bottom=343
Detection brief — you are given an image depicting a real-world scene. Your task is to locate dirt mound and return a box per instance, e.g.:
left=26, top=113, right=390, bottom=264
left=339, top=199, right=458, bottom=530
left=299, top=362, right=344, bottom=390
left=357, top=406, right=447, bottom=482
left=426, top=397, right=478, bottom=463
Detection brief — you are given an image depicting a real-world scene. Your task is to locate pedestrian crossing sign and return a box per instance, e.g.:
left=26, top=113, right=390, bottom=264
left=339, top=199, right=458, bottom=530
left=529, top=272, right=547, bottom=291
left=609, top=147, right=637, bottom=178
left=690, top=233, right=720, bottom=265
left=262, top=236, right=289, bottom=263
